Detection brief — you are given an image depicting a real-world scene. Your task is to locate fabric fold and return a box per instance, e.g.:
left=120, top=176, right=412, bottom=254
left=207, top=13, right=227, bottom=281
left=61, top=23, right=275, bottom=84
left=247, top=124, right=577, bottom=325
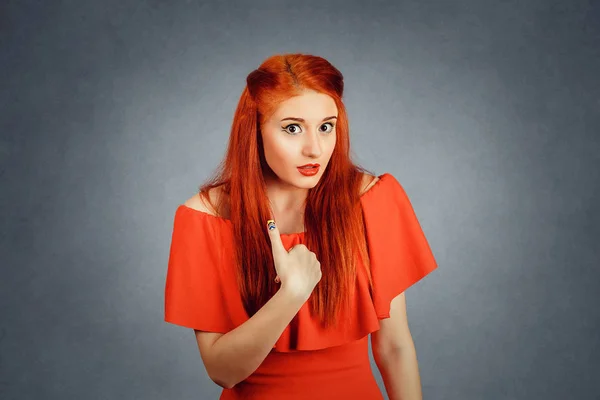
left=361, top=173, right=439, bottom=319
left=164, top=205, right=242, bottom=333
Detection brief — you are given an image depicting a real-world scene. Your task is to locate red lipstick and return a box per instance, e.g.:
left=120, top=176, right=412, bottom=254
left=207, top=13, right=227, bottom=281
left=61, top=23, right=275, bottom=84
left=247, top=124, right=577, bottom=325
left=297, top=163, right=320, bottom=176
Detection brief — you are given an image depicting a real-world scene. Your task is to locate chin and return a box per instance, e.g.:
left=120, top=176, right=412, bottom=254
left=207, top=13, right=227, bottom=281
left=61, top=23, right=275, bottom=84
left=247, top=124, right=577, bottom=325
left=287, top=174, right=318, bottom=187
left=297, top=174, right=321, bottom=187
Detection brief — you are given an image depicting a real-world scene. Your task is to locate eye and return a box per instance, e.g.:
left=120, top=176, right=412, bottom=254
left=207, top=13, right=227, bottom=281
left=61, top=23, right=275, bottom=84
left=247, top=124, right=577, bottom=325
left=320, top=122, right=335, bottom=133
left=282, top=122, right=335, bottom=136
left=283, top=123, right=303, bottom=135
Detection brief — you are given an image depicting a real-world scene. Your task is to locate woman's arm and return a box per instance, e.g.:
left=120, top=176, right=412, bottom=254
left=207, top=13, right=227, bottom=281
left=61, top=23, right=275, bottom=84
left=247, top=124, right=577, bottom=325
left=185, top=190, right=308, bottom=389
left=371, top=293, right=424, bottom=400
left=373, top=341, right=423, bottom=400
left=195, top=286, right=307, bottom=389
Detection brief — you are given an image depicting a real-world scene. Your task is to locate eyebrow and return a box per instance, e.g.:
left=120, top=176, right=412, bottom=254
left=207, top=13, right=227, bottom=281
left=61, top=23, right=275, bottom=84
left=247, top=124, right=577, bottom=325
left=281, top=116, right=338, bottom=123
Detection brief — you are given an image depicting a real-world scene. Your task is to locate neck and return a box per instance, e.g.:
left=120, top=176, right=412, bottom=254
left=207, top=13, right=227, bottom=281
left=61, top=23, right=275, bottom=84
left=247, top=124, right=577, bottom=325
left=263, top=171, right=309, bottom=215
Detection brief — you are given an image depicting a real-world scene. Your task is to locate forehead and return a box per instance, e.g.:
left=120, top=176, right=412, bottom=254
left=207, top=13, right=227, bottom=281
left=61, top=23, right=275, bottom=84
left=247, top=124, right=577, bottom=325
left=272, top=91, right=337, bottom=119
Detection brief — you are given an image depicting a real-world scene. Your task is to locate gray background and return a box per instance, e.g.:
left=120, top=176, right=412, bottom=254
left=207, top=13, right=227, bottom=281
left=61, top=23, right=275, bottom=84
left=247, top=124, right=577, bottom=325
left=1, top=0, right=599, bottom=399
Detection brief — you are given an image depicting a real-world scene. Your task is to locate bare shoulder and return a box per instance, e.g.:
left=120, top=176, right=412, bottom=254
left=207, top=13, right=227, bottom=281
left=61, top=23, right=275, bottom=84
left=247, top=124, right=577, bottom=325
left=360, top=173, right=380, bottom=196
left=183, top=185, right=229, bottom=218
left=184, top=192, right=212, bottom=213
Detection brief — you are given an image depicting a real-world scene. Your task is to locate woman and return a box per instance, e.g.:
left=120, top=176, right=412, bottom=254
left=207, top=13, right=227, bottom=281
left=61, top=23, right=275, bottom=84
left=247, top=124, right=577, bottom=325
left=164, top=53, right=438, bottom=399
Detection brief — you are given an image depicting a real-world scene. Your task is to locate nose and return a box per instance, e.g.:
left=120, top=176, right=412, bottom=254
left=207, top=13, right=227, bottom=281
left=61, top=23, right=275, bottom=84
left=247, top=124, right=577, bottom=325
left=302, top=127, right=322, bottom=158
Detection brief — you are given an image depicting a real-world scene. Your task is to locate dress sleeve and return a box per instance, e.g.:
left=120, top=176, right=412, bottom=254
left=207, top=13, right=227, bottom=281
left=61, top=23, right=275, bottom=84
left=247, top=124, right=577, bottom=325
left=361, top=174, right=438, bottom=319
left=164, top=206, right=237, bottom=333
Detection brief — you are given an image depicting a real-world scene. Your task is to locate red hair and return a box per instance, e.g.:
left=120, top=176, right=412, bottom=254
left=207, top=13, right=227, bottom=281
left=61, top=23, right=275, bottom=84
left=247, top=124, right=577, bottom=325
left=198, top=53, right=376, bottom=329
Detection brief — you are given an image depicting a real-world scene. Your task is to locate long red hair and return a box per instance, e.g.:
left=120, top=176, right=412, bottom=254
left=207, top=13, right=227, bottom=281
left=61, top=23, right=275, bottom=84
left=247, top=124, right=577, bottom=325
left=198, top=53, right=376, bottom=329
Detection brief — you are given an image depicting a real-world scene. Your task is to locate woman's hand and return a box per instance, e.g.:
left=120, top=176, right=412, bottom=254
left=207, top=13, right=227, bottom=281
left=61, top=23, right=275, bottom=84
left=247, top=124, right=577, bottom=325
left=266, top=220, right=322, bottom=300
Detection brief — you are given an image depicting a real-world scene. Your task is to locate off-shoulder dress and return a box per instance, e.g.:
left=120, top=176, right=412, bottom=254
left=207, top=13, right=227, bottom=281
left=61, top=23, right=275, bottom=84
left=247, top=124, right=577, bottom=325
left=164, top=173, right=438, bottom=399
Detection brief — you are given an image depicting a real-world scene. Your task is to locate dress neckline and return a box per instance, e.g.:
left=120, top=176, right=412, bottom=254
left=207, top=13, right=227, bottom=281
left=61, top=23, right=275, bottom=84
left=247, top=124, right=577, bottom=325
left=178, top=173, right=390, bottom=237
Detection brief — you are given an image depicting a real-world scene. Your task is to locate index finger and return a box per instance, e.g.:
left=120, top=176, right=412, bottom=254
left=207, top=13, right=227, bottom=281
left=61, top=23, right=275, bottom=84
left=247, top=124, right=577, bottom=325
left=266, top=219, right=288, bottom=261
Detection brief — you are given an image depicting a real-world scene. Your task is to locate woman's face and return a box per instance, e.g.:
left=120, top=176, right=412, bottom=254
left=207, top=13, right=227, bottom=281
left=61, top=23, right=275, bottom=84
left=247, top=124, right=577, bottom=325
left=260, top=90, right=338, bottom=189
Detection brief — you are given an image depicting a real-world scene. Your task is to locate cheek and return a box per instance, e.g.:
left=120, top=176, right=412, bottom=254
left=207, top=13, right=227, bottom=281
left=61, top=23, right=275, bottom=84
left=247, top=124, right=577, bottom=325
left=274, top=143, right=297, bottom=165
left=264, top=132, right=294, bottom=164
left=325, top=135, right=337, bottom=157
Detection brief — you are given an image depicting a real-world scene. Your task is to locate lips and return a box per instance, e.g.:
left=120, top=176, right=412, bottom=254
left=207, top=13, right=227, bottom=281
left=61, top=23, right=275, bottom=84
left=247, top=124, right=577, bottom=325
left=298, top=163, right=320, bottom=169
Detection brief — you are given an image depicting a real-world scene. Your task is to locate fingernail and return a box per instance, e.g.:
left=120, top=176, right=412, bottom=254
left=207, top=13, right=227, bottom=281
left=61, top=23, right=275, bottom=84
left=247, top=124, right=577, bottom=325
left=267, top=220, right=276, bottom=231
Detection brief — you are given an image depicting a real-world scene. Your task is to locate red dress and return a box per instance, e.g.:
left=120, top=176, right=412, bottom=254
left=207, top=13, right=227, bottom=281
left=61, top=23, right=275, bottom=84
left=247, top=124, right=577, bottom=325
left=164, top=173, right=438, bottom=399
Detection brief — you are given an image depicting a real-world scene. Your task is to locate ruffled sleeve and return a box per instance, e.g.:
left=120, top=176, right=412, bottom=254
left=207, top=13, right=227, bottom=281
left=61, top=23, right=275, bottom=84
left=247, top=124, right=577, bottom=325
left=360, top=173, right=438, bottom=318
left=164, top=205, right=243, bottom=333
